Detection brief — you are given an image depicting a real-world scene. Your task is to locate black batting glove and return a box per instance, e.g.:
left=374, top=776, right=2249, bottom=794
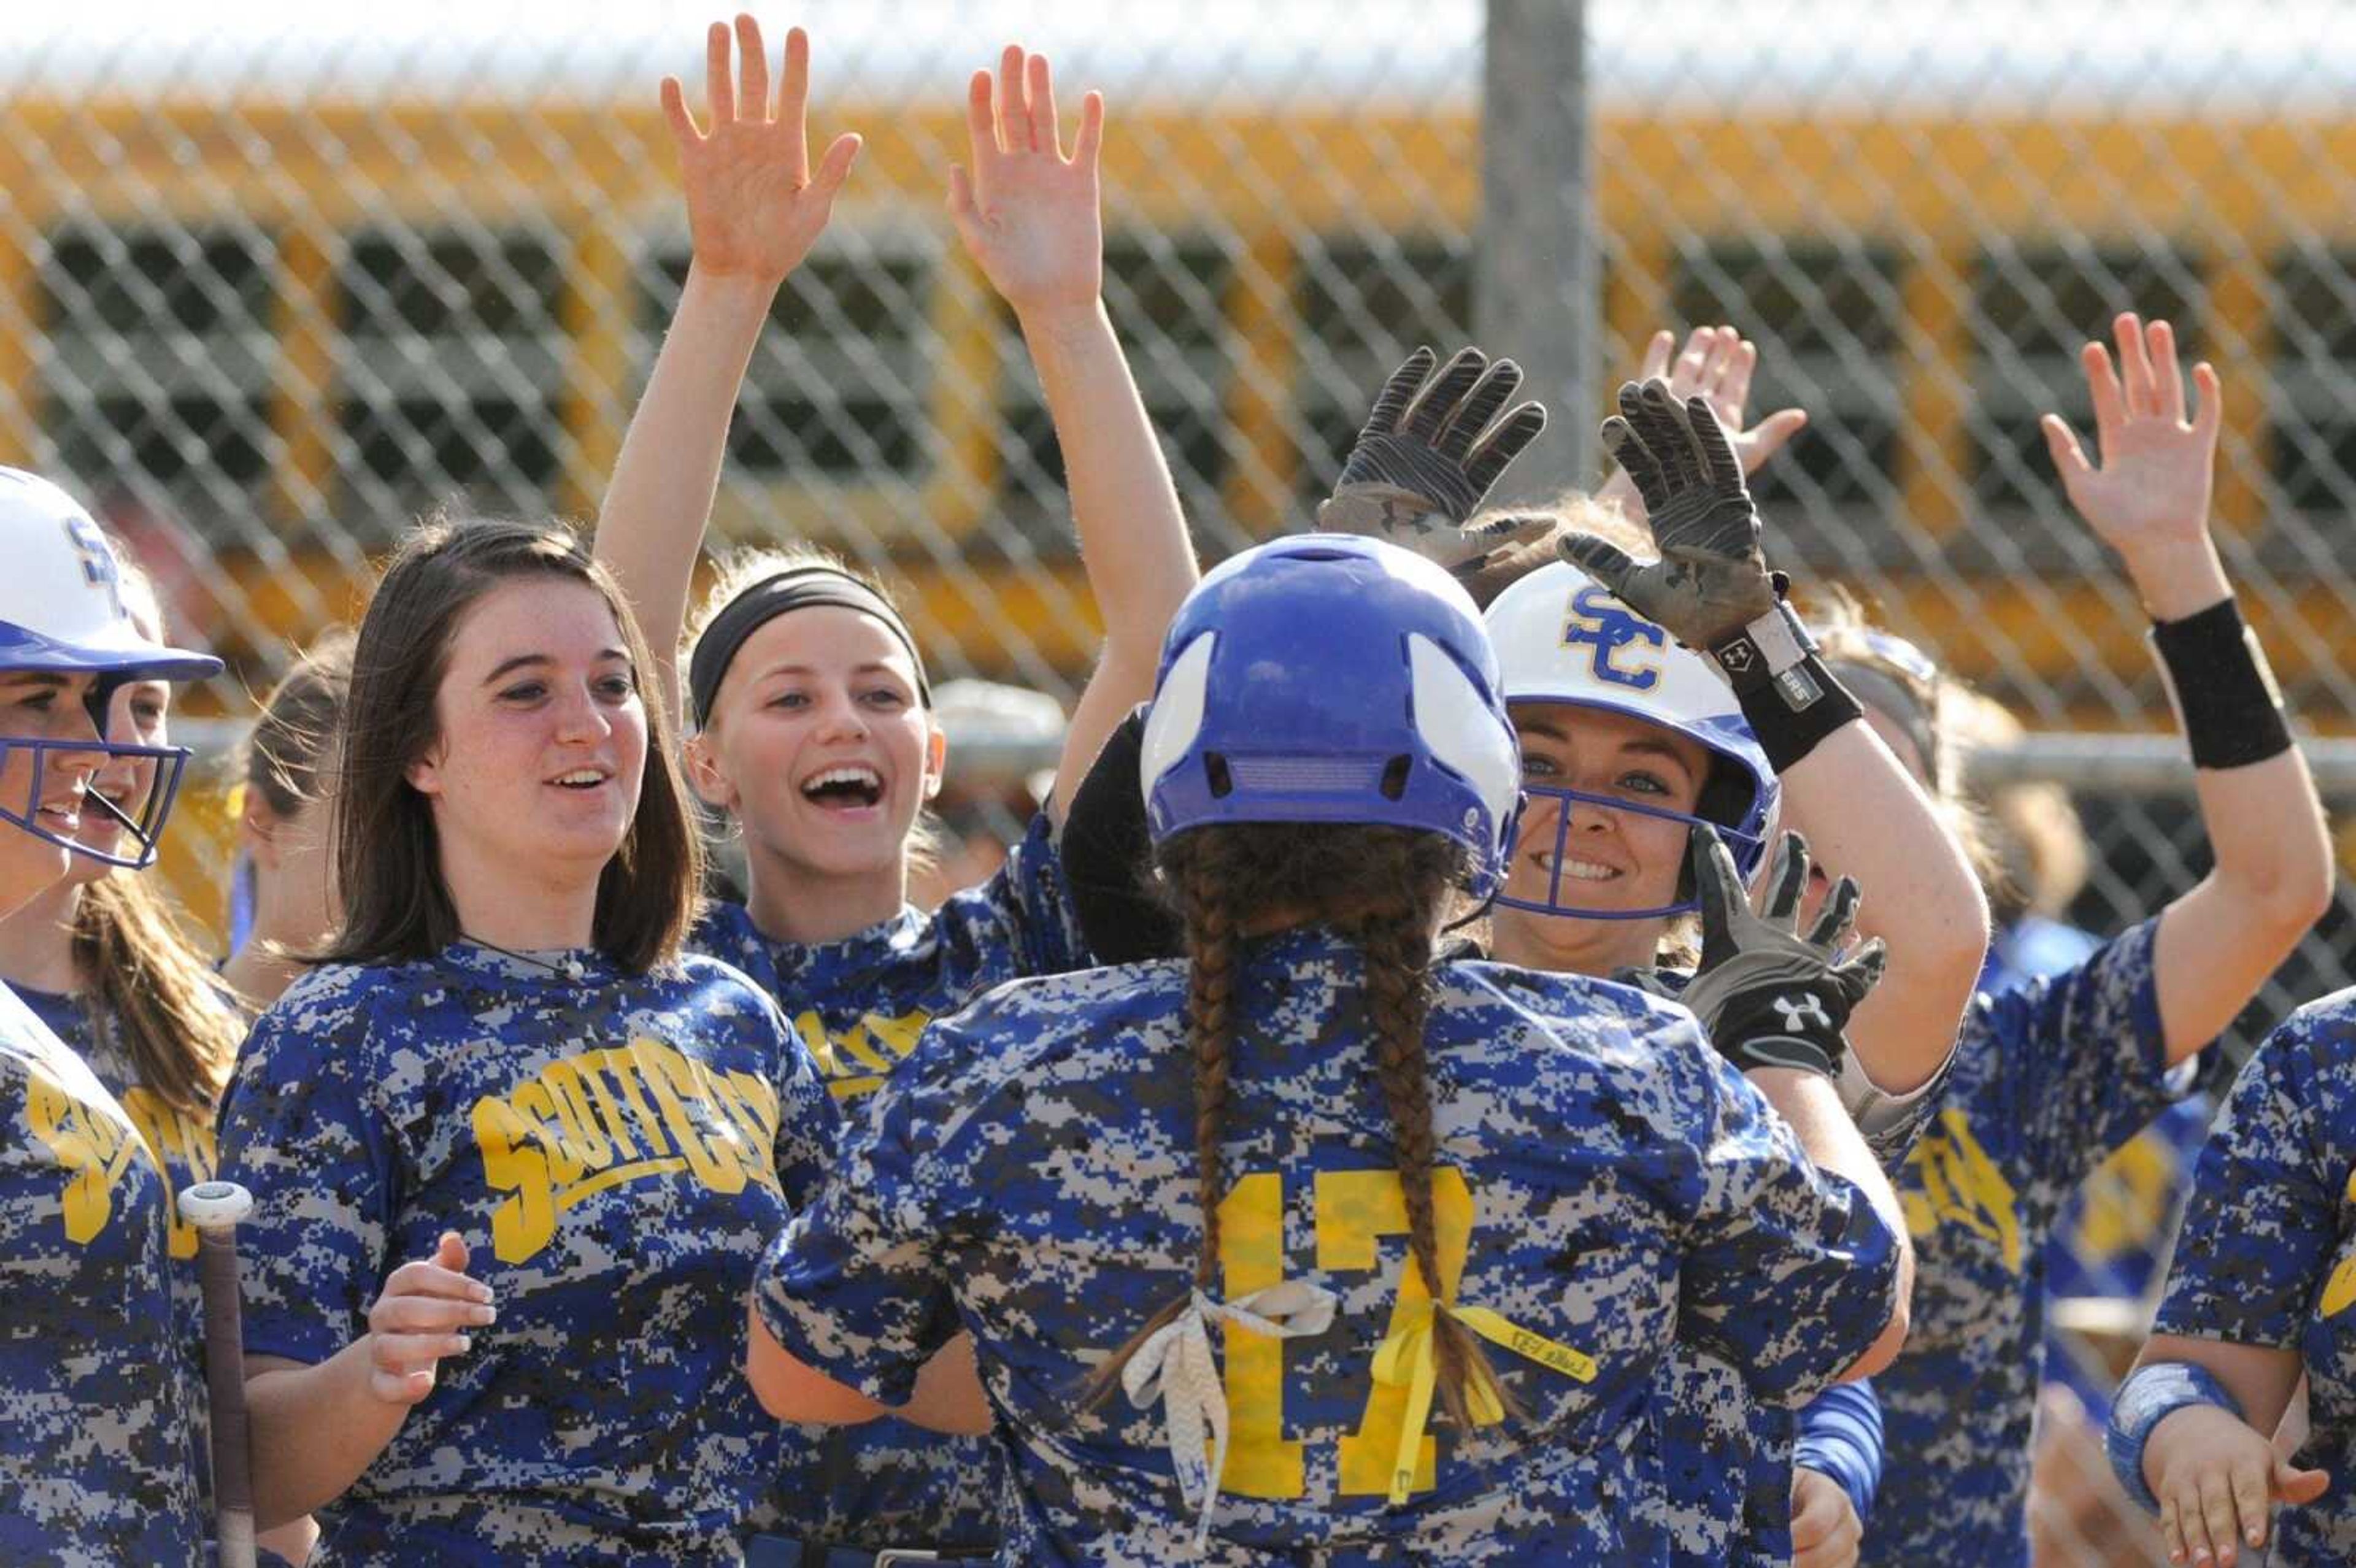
left=1679, top=826, right=1885, bottom=1080
left=1560, top=378, right=1782, bottom=647
left=1316, top=345, right=1552, bottom=577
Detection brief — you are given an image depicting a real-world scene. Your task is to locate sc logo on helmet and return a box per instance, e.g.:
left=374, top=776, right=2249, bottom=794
left=1561, top=585, right=1665, bottom=690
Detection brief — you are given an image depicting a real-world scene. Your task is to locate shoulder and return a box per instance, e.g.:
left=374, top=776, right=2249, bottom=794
left=1449, top=959, right=1711, bottom=1062
left=937, top=960, right=1180, bottom=1051
left=241, top=961, right=415, bottom=1074
left=688, top=899, right=763, bottom=960
left=2230, top=988, right=2356, bottom=1107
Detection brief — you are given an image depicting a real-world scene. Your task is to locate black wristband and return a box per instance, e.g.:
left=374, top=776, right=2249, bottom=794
left=1733, top=653, right=1863, bottom=774
left=1709, top=981, right=1850, bottom=1080
left=2149, top=598, right=2293, bottom=771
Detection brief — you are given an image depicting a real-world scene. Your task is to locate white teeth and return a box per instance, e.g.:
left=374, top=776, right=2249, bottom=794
left=552, top=770, right=605, bottom=787
left=804, top=766, right=882, bottom=792
left=1546, top=857, right=1620, bottom=883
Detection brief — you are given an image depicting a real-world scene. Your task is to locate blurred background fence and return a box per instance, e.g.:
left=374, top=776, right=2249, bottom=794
left=6, top=3, right=2356, bottom=1559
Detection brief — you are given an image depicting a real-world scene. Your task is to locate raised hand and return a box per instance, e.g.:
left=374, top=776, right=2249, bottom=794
left=1315, top=345, right=1551, bottom=574
left=1561, top=379, right=1779, bottom=648
left=659, top=17, right=861, bottom=286
left=2042, top=313, right=2222, bottom=563
left=364, top=1231, right=495, bottom=1407
left=1636, top=325, right=1808, bottom=480
left=948, top=46, right=1104, bottom=321
left=1680, top=827, right=1887, bottom=1080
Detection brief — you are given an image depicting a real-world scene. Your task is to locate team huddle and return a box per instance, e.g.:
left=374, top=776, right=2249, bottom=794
left=2, top=15, right=2350, bottom=1568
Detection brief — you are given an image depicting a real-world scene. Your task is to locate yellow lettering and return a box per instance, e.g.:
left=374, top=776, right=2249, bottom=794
left=541, top=1059, right=615, bottom=1172
left=635, top=1039, right=745, bottom=1194
left=1214, top=1172, right=1301, bottom=1499
left=1904, top=1110, right=2022, bottom=1272
left=1316, top=1167, right=1476, bottom=1497
left=2322, top=1169, right=2356, bottom=1318
left=863, top=1010, right=928, bottom=1063
left=120, top=1088, right=218, bottom=1261
left=25, top=1068, right=141, bottom=1245
left=474, top=1094, right=556, bottom=1264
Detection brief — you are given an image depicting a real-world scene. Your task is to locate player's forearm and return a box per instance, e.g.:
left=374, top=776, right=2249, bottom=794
left=593, top=266, right=777, bottom=717
left=1778, top=723, right=1988, bottom=1094
left=1750, top=1066, right=1915, bottom=1378
left=244, top=1344, right=409, bottom=1531
left=1018, top=299, right=1198, bottom=813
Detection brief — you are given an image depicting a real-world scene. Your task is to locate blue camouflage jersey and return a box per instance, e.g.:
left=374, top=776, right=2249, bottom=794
left=693, top=807, right=1085, bottom=1551
left=2147, top=988, right=2356, bottom=1566
left=756, top=927, right=1902, bottom=1565
left=0, top=979, right=204, bottom=1568
left=1606, top=962, right=1923, bottom=1567
left=214, top=943, right=836, bottom=1565
left=1862, top=917, right=2184, bottom=1568
left=19, top=985, right=228, bottom=1521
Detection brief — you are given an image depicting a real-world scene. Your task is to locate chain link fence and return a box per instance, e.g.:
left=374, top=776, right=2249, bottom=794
left=2, top=7, right=2352, bottom=1558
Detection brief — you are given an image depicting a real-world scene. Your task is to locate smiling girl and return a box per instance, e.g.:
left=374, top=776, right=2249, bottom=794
left=595, top=20, right=1198, bottom=1558
left=213, top=520, right=864, bottom=1563
left=0, top=467, right=223, bottom=1564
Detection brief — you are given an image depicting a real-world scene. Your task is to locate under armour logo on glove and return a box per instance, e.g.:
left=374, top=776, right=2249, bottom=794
left=1771, top=993, right=1834, bottom=1032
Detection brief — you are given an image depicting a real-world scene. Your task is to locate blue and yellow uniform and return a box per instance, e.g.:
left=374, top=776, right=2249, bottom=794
left=693, top=807, right=1085, bottom=1553
left=2145, top=988, right=2356, bottom=1566
left=0, top=979, right=204, bottom=1567
left=1606, top=962, right=1920, bottom=1567
left=757, top=932, right=1903, bottom=1566
left=1862, top=917, right=2190, bottom=1567
left=215, top=943, right=836, bottom=1564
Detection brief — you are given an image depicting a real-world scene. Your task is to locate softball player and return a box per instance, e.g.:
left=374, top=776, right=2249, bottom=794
left=748, top=532, right=1908, bottom=1564
left=1848, top=316, right=2333, bottom=1567
left=594, top=21, right=1197, bottom=1556
left=0, top=467, right=223, bottom=1566
left=221, top=631, right=353, bottom=1010
left=2106, top=986, right=2354, bottom=1568
left=212, top=519, right=845, bottom=1563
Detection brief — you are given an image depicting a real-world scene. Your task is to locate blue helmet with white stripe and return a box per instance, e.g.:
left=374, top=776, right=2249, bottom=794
left=0, top=468, right=222, bottom=869
left=1482, top=559, right=1777, bottom=921
left=1139, top=534, right=1521, bottom=898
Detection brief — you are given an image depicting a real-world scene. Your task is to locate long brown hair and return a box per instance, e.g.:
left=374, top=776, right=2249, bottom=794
left=323, top=518, right=702, bottom=971
left=1085, top=821, right=1509, bottom=1431
left=243, top=630, right=355, bottom=820
left=71, top=874, right=242, bottom=1112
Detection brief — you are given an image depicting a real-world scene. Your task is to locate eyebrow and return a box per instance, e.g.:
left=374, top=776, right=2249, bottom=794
left=0, top=672, right=71, bottom=694
left=1514, top=720, right=1695, bottom=773
left=482, top=649, right=631, bottom=685
left=755, top=660, right=909, bottom=682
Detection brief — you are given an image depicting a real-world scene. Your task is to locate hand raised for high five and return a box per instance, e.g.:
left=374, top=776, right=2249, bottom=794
left=949, top=47, right=1105, bottom=321
left=1603, top=326, right=1807, bottom=515
left=2042, top=313, right=2223, bottom=571
left=659, top=17, right=861, bottom=287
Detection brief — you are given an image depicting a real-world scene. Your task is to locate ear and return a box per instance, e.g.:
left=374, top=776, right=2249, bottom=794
left=241, top=796, right=283, bottom=872
left=682, top=731, right=739, bottom=812
left=922, top=721, right=949, bottom=802
left=404, top=748, right=445, bottom=801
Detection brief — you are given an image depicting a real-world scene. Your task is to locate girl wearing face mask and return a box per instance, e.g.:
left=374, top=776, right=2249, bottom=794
left=595, top=20, right=1198, bottom=1559
left=0, top=468, right=223, bottom=1565
left=213, top=519, right=888, bottom=1564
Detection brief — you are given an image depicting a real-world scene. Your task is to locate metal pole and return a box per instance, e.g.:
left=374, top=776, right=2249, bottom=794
left=1478, top=0, right=1594, bottom=498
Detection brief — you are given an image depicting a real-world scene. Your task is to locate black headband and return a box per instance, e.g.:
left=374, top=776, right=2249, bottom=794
left=1827, top=659, right=1939, bottom=786
left=688, top=567, right=931, bottom=729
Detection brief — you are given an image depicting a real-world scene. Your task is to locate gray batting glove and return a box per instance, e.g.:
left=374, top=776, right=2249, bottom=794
left=1560, top=378, right=1782, bottom=647
left=1316, top=345, right=1552, bottom=575
left=1679, top=826, right=1886, bottom=1079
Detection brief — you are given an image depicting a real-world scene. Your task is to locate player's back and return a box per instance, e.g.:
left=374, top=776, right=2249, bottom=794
left=837, top=924, right=1899, bottom=1564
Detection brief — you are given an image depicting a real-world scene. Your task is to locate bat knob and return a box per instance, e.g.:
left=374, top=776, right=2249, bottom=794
left=178, top=1180, right=255, bottom=1229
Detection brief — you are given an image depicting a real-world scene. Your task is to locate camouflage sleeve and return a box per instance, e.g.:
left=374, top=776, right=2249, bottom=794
left=214, top=984, right=395, bottom=1367
left=770, top=1006, right=842, bottom=1213
left=990, top=809, right=1090, bottom=977
left=753, top=1050, right=962, bottom=1407
left=2152, top=1005, right=2347, bottom=1350
left=1987, top=917, right=2179, bottom=1183
left=1672, top=1039, right=1904, bottom=1407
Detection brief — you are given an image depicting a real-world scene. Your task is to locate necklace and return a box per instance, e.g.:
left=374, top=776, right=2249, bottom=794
left=457, top=933, right=588, bottom=983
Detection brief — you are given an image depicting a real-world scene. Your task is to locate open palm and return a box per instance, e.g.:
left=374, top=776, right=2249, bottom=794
left=2042, top=313, right=2219, bottom=556
left=949, top=47, right=1104, bottom=317
left=660, top=17, right=860, bottom=286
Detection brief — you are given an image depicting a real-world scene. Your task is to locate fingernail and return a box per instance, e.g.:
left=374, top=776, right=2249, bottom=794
left=472, top=1305, right=497, bottom=1326
left=452, top=1334, right=473, bottom=1355
left=470, top=1284, right=495, bottom=1304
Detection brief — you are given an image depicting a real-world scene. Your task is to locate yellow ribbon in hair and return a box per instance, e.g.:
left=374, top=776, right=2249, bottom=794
left=1368, top=1302, right=1598, bottom=1505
